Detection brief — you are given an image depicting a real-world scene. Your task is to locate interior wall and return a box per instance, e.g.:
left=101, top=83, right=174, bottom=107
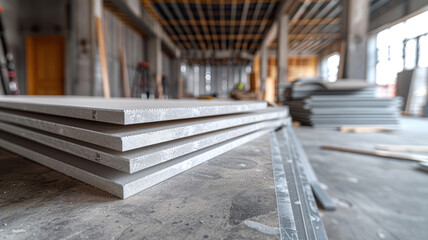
left=97, top=7, right=146, bottom=98
left=181, top=64, right=249, bottom=97
left=288, top=56, right=318, bottom=82
left=0, top=0, right=70, bottom=95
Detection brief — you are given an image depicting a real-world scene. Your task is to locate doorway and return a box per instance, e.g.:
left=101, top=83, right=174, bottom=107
left=26, top=35, right=65, bottom=95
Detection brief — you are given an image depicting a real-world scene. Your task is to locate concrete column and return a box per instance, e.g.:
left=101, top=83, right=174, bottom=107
left=277, top=14, right=289, bottom=102
left=260, top=43, right=268, bottom=91
left=172, top=59, right=181, bottom=99
left=344, top=0, right=370, bottom=79
left=148, top=37, right=162, bottom=98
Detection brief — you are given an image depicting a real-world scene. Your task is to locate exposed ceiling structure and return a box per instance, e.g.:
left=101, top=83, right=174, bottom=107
left=135, top=0, right=394, bottom=64
left=142, top=0, right=282, bottom=55
left=141, top=0, right=346, bottom=63
left=269, top=0, right=343, bottom=55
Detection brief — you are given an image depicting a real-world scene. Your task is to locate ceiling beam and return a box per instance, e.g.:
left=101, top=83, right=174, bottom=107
left=229, top=0, right=238, bottom=50
left=170, top=34, right=263, bottom=41
left=206, top=0, right=220, bottom=49
left=157, top=1, right=197, bottom=49
left=220, top=0, right=226, bottom=49
left=183, top=0, right=206, bottom=49
left=195, top=2, right=215, bottom=49
left=290, top=33, right=340, bottom=40
left=241, top=0, right=263, bottom=50
left=235, top=0, right=250, bottom=50
left=171, top=33, right=339, bottom=41
left=106, top=0, right=180, bottom=57
left=150, top=0, right=279, bottom=3
left=289, top=18, right=341, bottom=25
left=181, top=49, right=254, bottom=60
left=160, top=19, right=272, bottom=26
left=253, top=0, right=290, bottom=56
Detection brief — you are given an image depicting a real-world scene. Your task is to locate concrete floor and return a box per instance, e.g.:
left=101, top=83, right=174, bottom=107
left=0, top=117, right=427, bottom=239
left=296, top=117, right=428, bottom=240
left=0, top=134, right=280, bottom=240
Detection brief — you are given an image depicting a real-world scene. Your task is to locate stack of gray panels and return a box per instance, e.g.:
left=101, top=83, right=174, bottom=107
left=396, top=68, right=428, bottom=116
left=284, top=80, right=402, bottom=128
left=0, top=96, right=289, bottom=199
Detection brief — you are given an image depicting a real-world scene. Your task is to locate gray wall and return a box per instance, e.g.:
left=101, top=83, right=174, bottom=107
left=102, top=8, right=146, bottom=97
left=0, top=0, right=179, bottom=98
left=181, top=64, right=249, bottom=97
left=0, top=0, right=70, bottom=94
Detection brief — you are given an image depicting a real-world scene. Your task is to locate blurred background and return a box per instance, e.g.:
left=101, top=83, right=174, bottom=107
left=0, top=0, right=426, bottom=115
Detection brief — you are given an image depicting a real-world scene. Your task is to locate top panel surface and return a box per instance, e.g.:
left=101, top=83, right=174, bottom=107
left=0, top=96, right=267, bottom=125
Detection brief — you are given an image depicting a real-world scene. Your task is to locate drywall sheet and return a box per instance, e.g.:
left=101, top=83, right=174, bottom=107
left=0, top=96, right=267, bottom=124
left=0, top=129, right=271, bottom=199
left=0, top=107, right=287, bottom=151
left=0, top=118, right=286, bottom=173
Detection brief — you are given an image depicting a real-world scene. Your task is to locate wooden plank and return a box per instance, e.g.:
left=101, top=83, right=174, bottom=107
left=289, top=18, right=341, bottom=25
left=96, top=17, right=111, bottom=98
left=120, top=47, right=131, bottom=98
left=161, top=19, right=271, bottom=26
left=375, top=145, right=428, bottom=153
left=339, top=126, right=394, bottom=133
left=322, top=145, right=428, bottom=162
left=150, top=0, right=279, bottom=3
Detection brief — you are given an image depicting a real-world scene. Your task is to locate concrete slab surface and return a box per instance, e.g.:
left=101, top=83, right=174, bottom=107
left=295, top=117, right=428, bottom=240
left=0, top=128, right=272, bottom=199
left=0, top=96, right=267, bottom=124
left=0, top=107, right=288, bottom=151
left=0, top=119, right=286, bottom=173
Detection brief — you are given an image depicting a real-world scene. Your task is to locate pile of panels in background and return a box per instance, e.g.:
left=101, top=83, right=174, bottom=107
left=284, top=80, right=402, bottom=128
left=0, top=96, right=289, bottom=199
left=396, top=68, right=428, bottom=116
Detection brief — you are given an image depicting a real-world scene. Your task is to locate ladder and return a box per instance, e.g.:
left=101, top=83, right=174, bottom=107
left=0, top=5, right=19, bottom=95
left=131, top=61, right=150, bottom=98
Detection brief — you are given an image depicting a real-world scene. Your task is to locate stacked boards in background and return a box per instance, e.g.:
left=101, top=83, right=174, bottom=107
left=284, top=80, right=402, bottom=128
left=0, top=96, right=289, bottom=198
left=396, top=68, right=428, bottom=116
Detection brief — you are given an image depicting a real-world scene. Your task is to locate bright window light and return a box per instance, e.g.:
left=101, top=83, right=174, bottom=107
left=374, top=10, right=428, bottom=85
left=321, top=53, right=340, bottom=82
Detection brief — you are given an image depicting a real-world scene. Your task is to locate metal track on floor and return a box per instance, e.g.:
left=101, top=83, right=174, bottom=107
left=270, top=126, right=328, bottom=240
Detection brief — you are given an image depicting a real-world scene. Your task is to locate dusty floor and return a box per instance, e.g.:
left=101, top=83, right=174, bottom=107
left=296, top=117, right=428, bottom=240
left=0, top=134, right=280, bottom=240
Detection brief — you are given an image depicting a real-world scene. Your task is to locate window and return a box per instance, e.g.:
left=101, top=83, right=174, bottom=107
left=321, top=53, right=340, bottom=82
left=374, top=10, right=428, bottom=85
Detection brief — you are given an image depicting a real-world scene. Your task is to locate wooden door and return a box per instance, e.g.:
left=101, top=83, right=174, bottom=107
left=26, top=36, right=65, bottom=95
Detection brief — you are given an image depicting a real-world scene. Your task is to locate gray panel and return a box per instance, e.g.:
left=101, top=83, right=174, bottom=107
left=0, top=129, right=272, bottom=199
left=0, top=96, right=267, bottom=124
left=0, top=119, right=286, bottom=173
left=0, top=107, right=287, bottom=151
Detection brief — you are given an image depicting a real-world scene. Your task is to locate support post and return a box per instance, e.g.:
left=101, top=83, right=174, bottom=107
left=344, top=0, right=370, bottom=79
left=94, top=0, right=110, bottom=98
left=148, top=37, right=162, bottom=98
left=277, top=14, right=289, bottom=102
left=260, top=43, right=267, bottom=91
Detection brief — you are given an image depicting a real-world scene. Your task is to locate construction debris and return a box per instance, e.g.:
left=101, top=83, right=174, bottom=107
left=339, top=126, right=395, bottom=133
left=375, top=145, right=428, bottom=153
left=322, top=144, right=428, bottom=162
